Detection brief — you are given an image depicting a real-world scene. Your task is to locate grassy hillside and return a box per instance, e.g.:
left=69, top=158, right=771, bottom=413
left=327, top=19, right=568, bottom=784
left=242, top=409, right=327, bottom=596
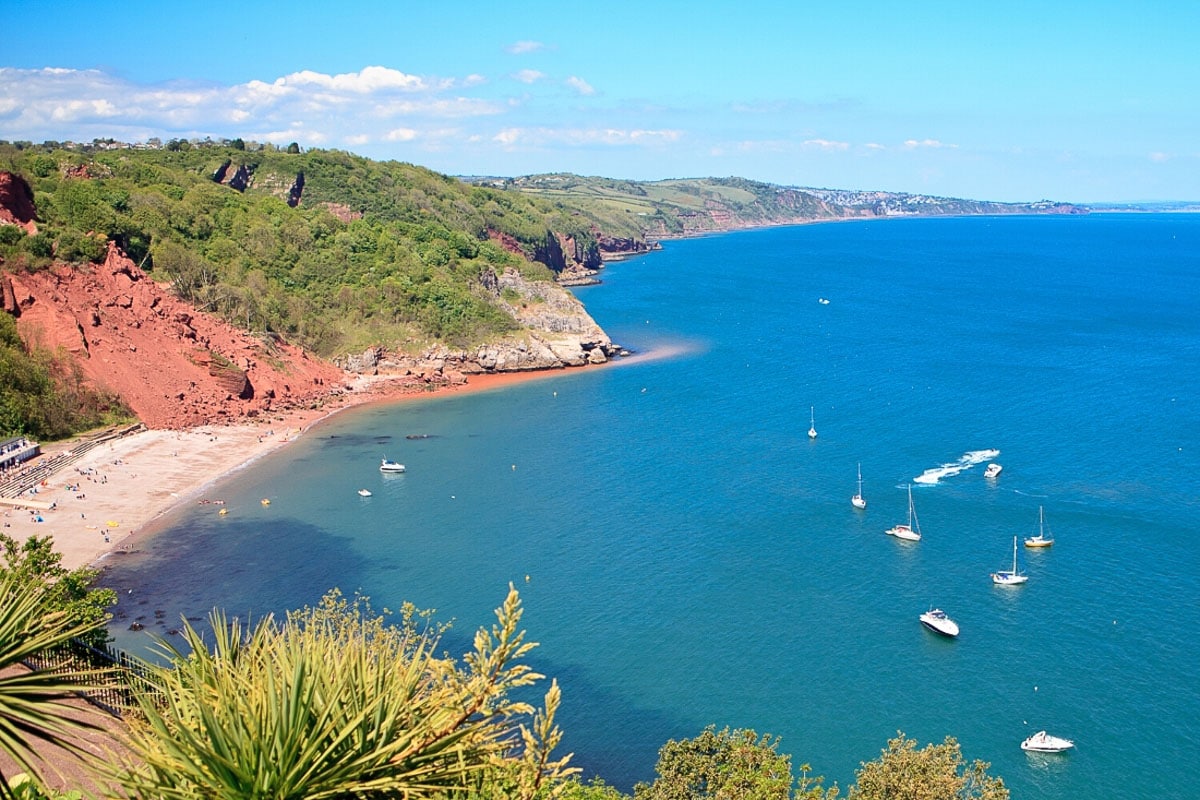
left=0, top=143, right=606, bottom=358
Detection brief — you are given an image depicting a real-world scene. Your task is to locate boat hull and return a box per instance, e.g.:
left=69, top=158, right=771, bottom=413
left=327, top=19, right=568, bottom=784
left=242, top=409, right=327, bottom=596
left=919, top=610, right=959, bottom=637
left=886, top=525, right=920, bottom=541
left=1021, top=732, right=1074, bottom=752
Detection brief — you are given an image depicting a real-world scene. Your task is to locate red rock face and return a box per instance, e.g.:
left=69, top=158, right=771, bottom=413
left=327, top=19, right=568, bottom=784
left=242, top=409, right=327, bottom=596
left=0, top=171, right=38, bottom=235
left=5, top=242, right=349, bottom=429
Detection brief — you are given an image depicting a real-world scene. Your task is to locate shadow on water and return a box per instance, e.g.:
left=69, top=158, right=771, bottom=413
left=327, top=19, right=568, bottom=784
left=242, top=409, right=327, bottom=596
left=101, top=519, right=681, bottom=792
left=99, top=516, right=370, bottom=650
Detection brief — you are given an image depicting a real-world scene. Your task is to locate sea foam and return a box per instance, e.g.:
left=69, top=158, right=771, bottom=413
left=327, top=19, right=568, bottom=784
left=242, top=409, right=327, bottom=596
left=912, top=448, right=1000, bottom=485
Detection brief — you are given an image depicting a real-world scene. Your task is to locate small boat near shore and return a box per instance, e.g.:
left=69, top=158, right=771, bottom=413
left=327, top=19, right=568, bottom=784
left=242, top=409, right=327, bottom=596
left=920, top=608, right=959, bottom=637
left=380, top=458, right=406, bottom=473
left=1021, top=731, right=1074, bottom=753
left=357, top=488, right=373, bottom=497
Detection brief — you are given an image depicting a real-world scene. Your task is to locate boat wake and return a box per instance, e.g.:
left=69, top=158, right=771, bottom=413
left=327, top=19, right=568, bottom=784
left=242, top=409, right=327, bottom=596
left=913, top=449, right=1000, bottom=485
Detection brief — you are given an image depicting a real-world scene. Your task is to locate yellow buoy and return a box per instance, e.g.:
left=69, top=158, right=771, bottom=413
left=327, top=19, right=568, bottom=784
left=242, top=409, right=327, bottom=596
left=218, top=508, right=229, bottom=516
left=261, top=498, right=271, bottom=506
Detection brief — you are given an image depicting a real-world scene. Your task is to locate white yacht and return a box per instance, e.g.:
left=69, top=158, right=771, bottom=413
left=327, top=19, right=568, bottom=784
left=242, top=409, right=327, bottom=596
left=919, top=608, right=959, bottom=637
left=1021, top=731, right=1074, bottom=753
left=379, top=458, right=406, bottom=473
left=991, top=536, right=1029, bottom=585
left=984, top=463, right=1003, bottom=479
left=851, top=463, right=867, bottom=510
left=808, top=406, right=818, bottom=439
left=886, top=484, right=921, bottom=541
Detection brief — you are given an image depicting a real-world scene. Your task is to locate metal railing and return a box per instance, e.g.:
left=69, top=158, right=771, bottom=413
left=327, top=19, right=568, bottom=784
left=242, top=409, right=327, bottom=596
left=22, top=637, right=161, bottom=719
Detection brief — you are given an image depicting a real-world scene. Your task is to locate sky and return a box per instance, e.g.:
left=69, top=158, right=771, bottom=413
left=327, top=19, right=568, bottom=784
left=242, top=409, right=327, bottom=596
left=1, top=0, right=1197, bottom=203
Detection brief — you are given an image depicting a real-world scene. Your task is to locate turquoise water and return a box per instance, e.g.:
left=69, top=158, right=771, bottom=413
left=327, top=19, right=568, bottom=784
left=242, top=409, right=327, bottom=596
left=101, top=215, right=1200, bottom=798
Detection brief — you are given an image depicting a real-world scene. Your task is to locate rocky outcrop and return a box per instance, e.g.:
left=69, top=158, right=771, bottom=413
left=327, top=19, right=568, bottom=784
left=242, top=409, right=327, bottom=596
left=0, top=172, right=38, bottom=235
left=5, top=242, right=348, bottom=429
left=287, top=172, right=305, bottom=208
left=321, top=202, right=363, bottom=223
left=228, top=164, right=254, bottom=192
left=597, top=234, right=657, bottom=260
left=211, top=159, right=232, bottom=184
left=532, top=231, right=567, bottom=272
left=334, top=266, right=622, bottom=377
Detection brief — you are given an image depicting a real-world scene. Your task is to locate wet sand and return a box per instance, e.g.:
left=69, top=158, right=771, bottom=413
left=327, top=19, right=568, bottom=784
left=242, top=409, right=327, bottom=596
left=4, top=368, right=580, bottom=571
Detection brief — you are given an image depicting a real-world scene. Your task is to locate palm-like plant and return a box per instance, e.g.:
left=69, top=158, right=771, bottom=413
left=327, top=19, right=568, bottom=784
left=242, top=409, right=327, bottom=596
left=111, top=585, right=576, bottom=799
left=0, top=571, right=112, bottom=799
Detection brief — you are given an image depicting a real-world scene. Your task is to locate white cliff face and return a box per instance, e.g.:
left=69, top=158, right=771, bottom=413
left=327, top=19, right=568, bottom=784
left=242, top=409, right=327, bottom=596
left=483, top=268, right=614, bottom=368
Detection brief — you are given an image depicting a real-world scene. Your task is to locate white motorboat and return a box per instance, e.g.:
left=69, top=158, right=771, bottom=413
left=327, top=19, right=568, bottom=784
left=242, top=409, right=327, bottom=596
left=1021, top=731, right=1074, bottom=753
left=984, top=463, right=1003, bottom=479
left=808, top=406, right=818, bottom=439
left=886, top=484, right=921, bottom=541
left=919, top=608, right=959, bottom=637
left=1024, top=506, right=1054, bottom=548
left=357, top=489, right=373, bottom=497
left=851, top=463, right=867, bottom=510
left=991, top=536, right=1029, bottom=585
left=379, top=458, right=406, bottom=473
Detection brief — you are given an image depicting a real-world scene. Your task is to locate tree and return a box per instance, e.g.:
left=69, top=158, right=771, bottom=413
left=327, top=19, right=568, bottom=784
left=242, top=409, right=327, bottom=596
left=848, top=733, right=1007, bottom=800
left=0, top=535, right=116, bottom=649
left=632, top=726, right=834, bottom=800
left=0, top=571, right=113, bottom=798
left=108, top=585, right=576, bottom=799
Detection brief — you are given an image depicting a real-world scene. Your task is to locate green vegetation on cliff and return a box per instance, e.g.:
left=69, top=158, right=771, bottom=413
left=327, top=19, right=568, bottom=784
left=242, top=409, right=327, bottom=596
left=0, top=311, right=129, bottom=438
left=0, top=143, right=605, bottom=358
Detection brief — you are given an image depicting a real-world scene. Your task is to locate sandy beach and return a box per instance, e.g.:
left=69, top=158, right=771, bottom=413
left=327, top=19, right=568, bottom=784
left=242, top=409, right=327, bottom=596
left=3, top=368, right=578, bottom=572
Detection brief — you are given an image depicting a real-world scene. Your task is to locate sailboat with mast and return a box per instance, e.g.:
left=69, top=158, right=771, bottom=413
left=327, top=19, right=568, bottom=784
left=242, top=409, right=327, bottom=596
left=885, top=485, right=921, bottom=541
left=1024, top=506, right=1054, bottom=548
left=808, top=406, right=818, bottom=439
left=851, top=463, right=867, bottom=509
left=991, top=536, right=1029, bottom=585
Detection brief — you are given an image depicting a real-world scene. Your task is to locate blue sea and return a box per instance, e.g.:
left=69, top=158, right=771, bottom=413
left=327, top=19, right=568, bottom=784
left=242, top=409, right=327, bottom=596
left=100, top=214, right=1200, bottom=798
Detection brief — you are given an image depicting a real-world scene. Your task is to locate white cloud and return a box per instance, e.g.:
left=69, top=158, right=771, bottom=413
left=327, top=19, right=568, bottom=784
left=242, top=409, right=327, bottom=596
left=903, top=138, right=956, bottom=149
left=507, top=40, right=545, bottom=54
left=493, top=127, right=682, bottom=148
left=565, top=76, right=595, bottom=96
left=280, top=66, right=431, bottom=93
left=344, top=133, right=371, bottom=145
left=385, top=128, right=418, bottom=142
left=514, top=70, right=546, bottom=85
left=493, top=128, right=521, bottom=145
left=1149, top=151, right=1171, bottom=163
left=0, top=65, right=504, bottom=148
left=372, top=97, right=503, bottom=119
left=802, top=138, right=850, bottom=152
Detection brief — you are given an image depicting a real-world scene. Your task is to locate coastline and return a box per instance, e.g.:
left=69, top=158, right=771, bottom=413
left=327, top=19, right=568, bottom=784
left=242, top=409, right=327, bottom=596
left=5, top=367, right=588, bottom=572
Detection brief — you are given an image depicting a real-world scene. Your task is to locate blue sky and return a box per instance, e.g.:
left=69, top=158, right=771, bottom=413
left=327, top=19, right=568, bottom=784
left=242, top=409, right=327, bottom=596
left=2, top=0, right=1196, bottom=203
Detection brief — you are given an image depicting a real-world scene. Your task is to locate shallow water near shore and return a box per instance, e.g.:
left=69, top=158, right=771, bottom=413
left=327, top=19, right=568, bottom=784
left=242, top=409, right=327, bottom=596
left=102, top=215, right=1200, bottom=797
